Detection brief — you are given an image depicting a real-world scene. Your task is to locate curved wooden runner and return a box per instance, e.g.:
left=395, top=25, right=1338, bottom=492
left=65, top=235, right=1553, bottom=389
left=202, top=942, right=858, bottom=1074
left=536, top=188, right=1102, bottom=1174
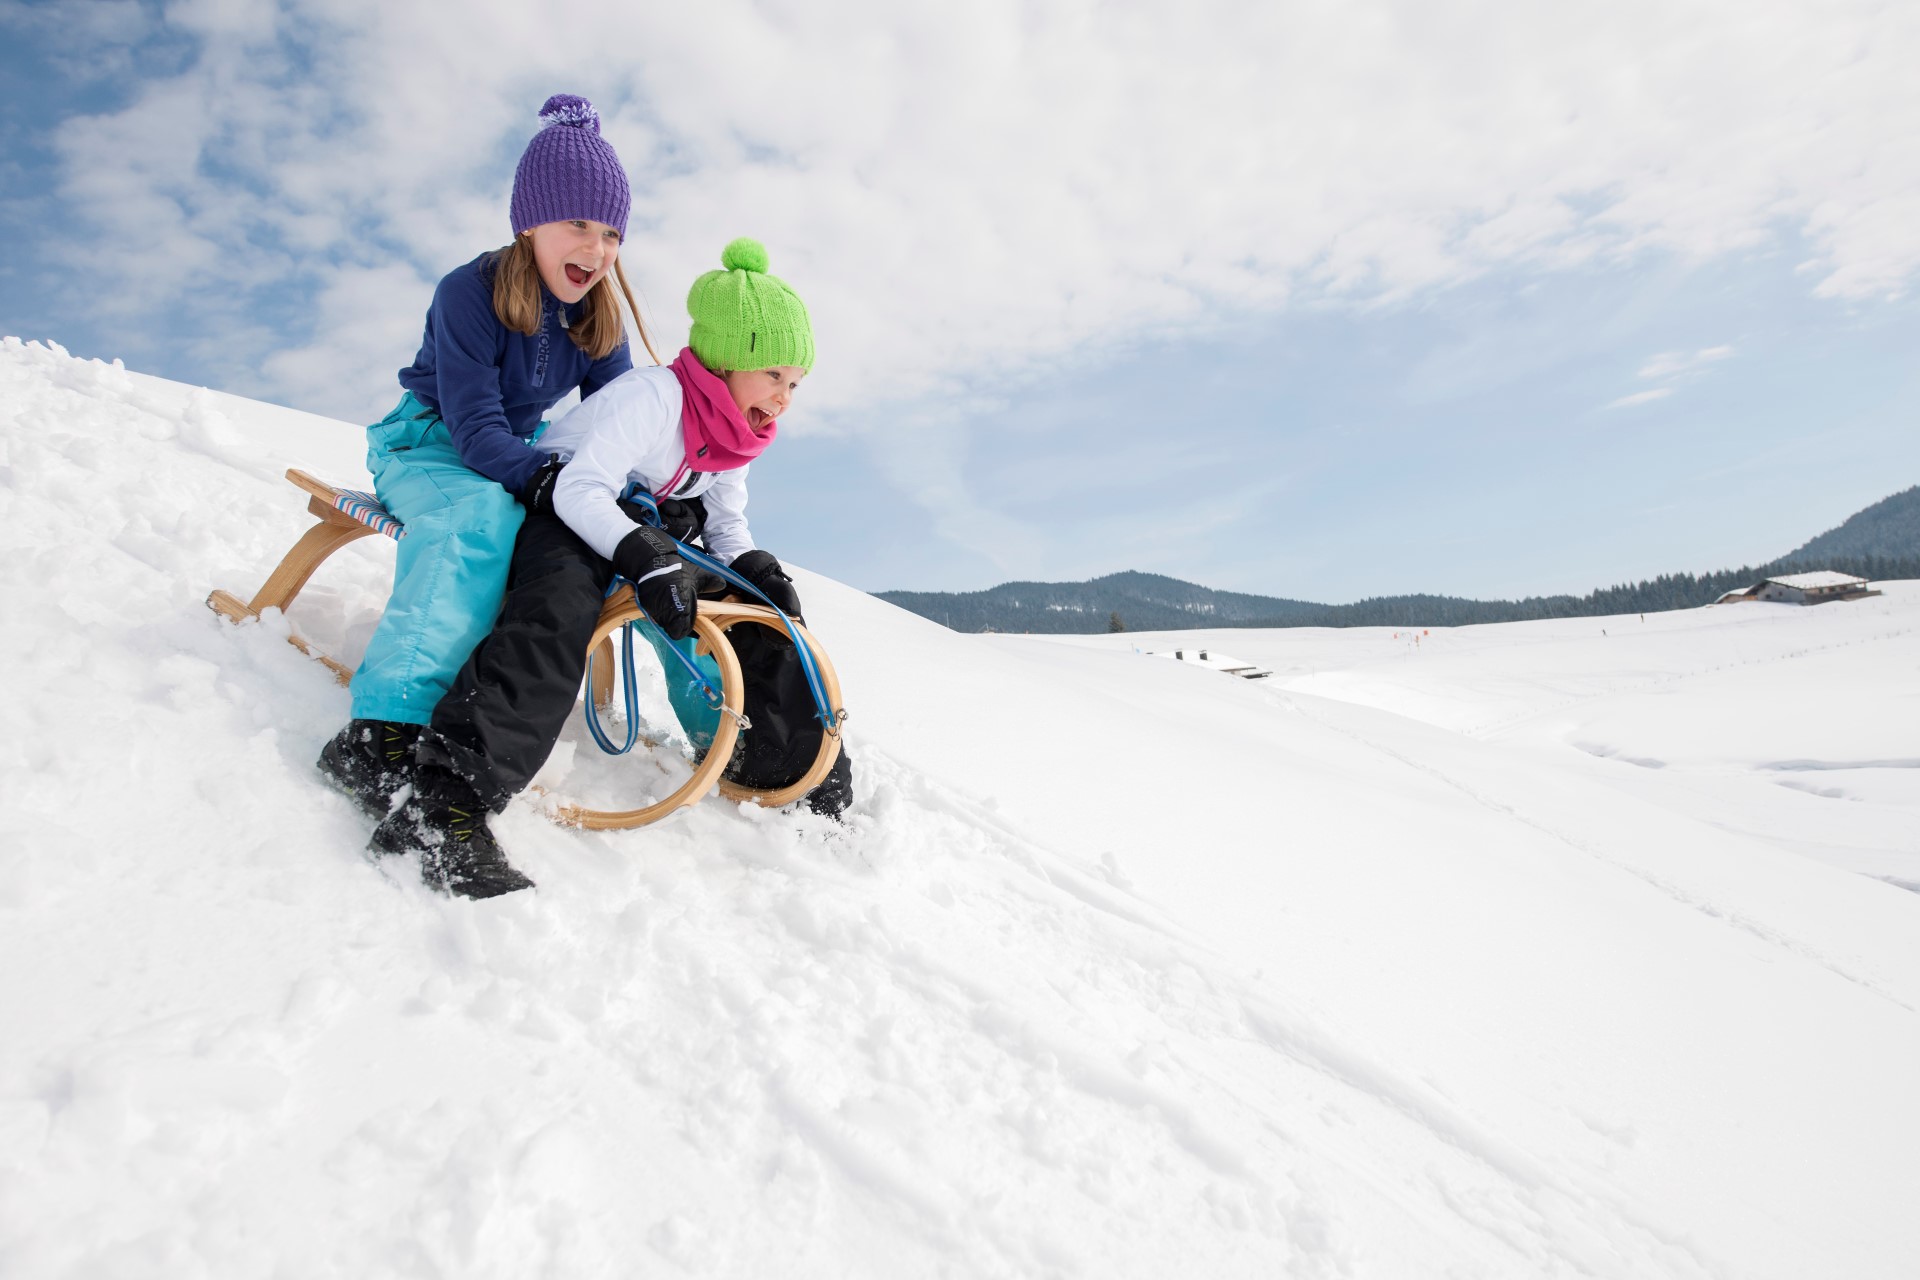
left=708, top=603, right=846, bottom=810
left=205, top=469, right=381, bottom=685
left=576, top=599, right=847, bottom=822
left=550, top=603, right=747, bottom=831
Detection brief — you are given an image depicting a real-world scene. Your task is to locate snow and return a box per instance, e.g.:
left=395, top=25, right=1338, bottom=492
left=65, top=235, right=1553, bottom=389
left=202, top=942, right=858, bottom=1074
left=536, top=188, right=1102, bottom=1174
left=3, top=336, right=1918, bottom=1279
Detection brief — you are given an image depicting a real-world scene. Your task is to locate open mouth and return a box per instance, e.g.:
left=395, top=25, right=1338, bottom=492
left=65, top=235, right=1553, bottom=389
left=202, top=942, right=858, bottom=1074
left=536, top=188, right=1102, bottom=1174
left=564, top=263, right=592, bottom=288
left=747, top=407, right=772, bottom=430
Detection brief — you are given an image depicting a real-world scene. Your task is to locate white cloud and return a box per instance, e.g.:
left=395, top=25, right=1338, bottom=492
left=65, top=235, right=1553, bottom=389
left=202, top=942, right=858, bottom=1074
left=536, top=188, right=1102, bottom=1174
left=1604, top=343, right=1734, bottom=410
left=258, top=261, right=435, bottom=416
left=1607, top=387, right=1674, bottom=410
left=0, top=0, right=157, bottom=78
left=1638, top=345, right=1736, bottom=380
left=24, top=0, right=1920, bottom=436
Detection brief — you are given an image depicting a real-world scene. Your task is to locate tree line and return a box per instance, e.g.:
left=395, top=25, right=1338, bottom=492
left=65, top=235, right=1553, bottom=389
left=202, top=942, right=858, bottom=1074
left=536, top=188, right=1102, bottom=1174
left=1231, top=553, right=1920, bottom=630
left=885, top=556, right=1920, bottom=635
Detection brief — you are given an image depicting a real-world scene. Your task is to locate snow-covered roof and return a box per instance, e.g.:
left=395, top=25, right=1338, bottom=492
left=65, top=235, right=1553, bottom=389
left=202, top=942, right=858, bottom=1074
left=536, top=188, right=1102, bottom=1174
left=1145, top=647, right=1273, bottom=679
left=1766, top=571, right=1870, bottom=590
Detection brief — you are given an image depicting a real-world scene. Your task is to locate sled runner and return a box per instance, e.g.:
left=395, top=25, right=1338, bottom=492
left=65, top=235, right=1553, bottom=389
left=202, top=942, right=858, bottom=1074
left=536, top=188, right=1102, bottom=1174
left=207, top=468, right=846, bottom=830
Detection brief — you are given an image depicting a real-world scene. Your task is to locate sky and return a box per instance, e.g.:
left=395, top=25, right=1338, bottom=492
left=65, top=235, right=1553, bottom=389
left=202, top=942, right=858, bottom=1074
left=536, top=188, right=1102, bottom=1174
left=3, top=0, right=1917, bottom=602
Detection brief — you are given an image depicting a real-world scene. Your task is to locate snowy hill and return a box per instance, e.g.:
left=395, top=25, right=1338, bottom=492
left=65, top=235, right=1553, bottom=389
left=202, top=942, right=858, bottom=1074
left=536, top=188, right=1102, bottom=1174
left=3, top=337, right=1918, bottom=1280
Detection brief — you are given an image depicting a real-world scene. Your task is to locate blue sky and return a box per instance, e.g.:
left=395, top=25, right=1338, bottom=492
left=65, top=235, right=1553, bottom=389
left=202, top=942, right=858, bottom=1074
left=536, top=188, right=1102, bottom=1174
left=4, top=0, right=1917, bottom=603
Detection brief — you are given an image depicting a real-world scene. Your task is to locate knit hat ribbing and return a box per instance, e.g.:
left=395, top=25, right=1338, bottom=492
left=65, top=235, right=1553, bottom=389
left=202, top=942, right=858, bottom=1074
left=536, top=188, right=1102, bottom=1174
left=510, top=94, right=631, bottom=238
left=686, top=238, right=815, bottom=372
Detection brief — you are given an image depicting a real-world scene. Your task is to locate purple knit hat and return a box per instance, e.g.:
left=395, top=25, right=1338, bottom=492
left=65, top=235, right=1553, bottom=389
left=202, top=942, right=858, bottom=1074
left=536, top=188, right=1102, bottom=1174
left=510, top=94, right=631, bottom=238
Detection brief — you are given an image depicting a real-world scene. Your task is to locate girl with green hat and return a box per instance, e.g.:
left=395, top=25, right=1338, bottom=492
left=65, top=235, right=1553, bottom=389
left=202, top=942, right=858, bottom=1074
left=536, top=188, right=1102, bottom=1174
left=368, top=239, right=849, bottom=898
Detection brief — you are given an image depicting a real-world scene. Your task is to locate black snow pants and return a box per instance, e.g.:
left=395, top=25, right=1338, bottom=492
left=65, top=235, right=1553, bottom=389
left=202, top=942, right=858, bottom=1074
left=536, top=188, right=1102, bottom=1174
left=415, top=509, right=614, bottom=810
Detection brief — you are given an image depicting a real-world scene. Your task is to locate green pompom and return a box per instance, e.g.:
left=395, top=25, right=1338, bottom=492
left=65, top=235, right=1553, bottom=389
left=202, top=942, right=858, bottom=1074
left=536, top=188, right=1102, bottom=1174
left=720, top=237, right=770, bottom=274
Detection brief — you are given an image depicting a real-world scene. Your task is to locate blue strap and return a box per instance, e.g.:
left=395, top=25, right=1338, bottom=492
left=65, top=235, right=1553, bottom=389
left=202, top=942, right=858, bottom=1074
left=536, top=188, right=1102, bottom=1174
left=579, top=487, right=842, bottom=757
left=618, top=486, right=840, bottom=729
left=581, top=608, right=642, bottom=755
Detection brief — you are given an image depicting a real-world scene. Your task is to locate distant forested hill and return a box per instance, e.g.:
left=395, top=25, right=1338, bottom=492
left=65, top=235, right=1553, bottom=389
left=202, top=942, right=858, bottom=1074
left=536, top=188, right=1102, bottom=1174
left=877, top=487, right=1920, bottom=633
left=1789, top=485, right=1920, bottom=560
left=876, top=571, right=1322, bottom=635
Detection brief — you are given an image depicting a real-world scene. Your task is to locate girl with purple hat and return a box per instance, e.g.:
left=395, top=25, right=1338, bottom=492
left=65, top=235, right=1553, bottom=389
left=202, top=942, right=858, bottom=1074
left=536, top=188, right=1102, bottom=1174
left=317, top=94, right=655, bottom=817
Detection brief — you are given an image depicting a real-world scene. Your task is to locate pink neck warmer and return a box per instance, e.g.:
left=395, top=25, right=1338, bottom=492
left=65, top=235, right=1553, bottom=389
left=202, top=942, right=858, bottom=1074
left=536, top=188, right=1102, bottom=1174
left=670, top=348, right=777, bottom=472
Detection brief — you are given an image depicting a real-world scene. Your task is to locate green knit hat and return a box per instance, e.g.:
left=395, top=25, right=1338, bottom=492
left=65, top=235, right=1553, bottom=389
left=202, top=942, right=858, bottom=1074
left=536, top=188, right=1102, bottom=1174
left=686, top=238, right=815, bottom=372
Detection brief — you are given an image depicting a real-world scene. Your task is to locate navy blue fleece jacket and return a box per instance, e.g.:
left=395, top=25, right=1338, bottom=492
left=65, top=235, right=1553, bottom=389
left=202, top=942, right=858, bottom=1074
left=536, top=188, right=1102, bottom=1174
left=396, top=253, right=633, bottom=493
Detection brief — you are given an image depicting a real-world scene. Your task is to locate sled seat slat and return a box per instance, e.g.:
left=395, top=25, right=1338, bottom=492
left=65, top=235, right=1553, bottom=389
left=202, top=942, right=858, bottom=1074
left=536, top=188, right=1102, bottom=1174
left=286, top=468, right=406, bottom=540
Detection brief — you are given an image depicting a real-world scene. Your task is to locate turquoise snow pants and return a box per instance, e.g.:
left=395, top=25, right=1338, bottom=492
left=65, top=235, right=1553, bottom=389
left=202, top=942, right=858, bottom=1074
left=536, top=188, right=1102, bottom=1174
left=632, top=618, right=725, bottom=752
left=348, top=394, right=527, bottom=725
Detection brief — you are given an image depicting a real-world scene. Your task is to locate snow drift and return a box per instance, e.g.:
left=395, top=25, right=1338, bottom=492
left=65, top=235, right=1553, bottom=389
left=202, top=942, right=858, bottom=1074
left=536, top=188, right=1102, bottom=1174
left=2, top=338, right=1917, bottom=1279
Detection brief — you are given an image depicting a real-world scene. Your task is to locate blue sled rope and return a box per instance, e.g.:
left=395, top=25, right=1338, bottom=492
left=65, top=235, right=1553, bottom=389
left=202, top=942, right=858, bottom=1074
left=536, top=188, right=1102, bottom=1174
left=581, top=488, right=842, bottom=757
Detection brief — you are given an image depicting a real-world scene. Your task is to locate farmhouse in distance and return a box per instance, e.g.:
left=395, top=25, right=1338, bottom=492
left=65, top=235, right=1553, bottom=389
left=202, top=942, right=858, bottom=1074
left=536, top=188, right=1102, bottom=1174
left=1714, top=570, right=1880, bottom=606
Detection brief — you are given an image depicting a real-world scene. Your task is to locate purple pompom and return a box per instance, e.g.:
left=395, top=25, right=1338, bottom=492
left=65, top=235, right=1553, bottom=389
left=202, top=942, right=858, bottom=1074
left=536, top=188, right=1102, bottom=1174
left=538, top=93, right=600, bottom=133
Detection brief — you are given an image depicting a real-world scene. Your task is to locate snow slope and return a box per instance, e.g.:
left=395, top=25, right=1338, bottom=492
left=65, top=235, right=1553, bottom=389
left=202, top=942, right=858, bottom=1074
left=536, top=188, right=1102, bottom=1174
left=3, top=337, right=1917, bottom=1279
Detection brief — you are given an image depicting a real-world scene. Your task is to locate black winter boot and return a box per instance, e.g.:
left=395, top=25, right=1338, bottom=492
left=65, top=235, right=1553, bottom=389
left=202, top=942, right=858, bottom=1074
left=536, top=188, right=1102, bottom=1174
left=368, top=769, right=534, bottom=899
left=317, top=719, right=421, bottom=818
left=805, top=746, right=855, bottom=821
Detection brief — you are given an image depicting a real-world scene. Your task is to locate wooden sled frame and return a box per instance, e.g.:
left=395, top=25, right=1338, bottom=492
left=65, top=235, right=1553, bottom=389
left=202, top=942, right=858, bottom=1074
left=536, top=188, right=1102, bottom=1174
left=208, top=468, right=845, bottom=830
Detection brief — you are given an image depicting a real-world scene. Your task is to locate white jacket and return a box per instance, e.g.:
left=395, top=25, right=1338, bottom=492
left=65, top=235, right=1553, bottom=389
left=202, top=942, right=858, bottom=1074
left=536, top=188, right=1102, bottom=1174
left=543, top=365, right=755, bottom=564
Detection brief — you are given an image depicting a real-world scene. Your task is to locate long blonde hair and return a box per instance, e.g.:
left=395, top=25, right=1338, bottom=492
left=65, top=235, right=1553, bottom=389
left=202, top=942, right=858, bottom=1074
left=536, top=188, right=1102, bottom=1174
left=489, top=234, right=661, bottom=364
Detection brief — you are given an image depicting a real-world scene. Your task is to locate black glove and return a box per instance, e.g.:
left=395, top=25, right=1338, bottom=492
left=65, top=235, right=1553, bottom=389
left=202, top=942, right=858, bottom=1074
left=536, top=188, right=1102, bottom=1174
left=618, top=496, right=706, bottom=544
left=659, top=497, right=708, bottom=544
left=613, top=525, right=696, bottom=641
left=520, top=454, right=564, bottom=517
left=731, top=549, right=803, bottom=619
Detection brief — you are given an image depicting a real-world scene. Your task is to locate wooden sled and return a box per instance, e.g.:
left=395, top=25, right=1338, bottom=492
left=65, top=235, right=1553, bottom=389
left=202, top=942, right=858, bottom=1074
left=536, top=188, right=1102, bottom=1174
left=208, top=468, right=846, bottom=831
